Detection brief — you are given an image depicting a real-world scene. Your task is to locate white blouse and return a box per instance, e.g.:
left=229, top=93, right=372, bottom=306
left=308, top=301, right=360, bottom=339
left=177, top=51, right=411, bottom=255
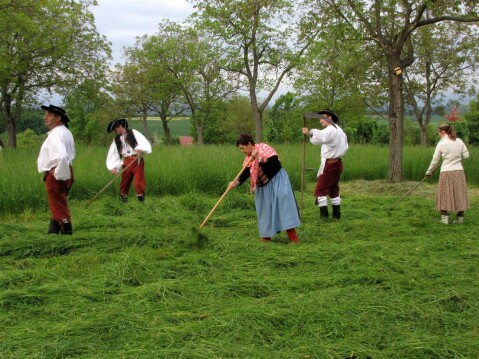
left=106, top=129, right=152, bottom=171
left=309, top=124, right=349, bottom=176
left=37, top=125, right=75, bottom=181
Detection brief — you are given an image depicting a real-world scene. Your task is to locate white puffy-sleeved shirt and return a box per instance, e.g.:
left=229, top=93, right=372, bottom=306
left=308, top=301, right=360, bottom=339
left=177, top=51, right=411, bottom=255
left=106, top=129, right=152, bottom=171
left=309, top=124, right=349, bottom=177
left=426, top=136, right=469, bottom=175
left=37, top=125, right=75, bottom=181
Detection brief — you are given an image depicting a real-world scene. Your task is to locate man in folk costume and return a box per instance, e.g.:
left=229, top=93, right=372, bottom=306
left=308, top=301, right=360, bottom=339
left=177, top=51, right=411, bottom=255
left=106, top=118, right=152, bottom=202
left=37, top=105, right=75, bottom=234
left=302, top=109, right=348, bottom=219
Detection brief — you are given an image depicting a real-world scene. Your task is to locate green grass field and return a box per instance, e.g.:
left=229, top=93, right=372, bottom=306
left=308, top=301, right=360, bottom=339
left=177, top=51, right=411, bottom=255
left=1, top=144, right=478, bottom=358
left=1, top=180, right=478, bottom=358
left=128, top=118, right=192, bottom=138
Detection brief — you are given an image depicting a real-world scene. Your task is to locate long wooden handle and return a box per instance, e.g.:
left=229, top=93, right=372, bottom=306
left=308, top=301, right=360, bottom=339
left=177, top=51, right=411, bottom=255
left=387, top=175, right=428, bottom=212
left=300, top=118, right=307, bottom=219
left=86, top=157, right=139, bottom=207
left=199, top=158, right=253, bottom=229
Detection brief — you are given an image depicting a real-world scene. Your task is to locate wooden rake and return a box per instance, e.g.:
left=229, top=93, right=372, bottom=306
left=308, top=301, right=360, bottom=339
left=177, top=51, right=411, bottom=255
left=199, top=157, right=253, bottom=229
left=386, top=175, right=429, bottom=215
left=86, top=157, right=139, bottom=207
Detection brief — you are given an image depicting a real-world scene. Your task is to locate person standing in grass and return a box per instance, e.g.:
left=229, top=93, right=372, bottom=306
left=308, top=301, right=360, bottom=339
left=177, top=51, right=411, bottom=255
left=37, top=105, right=75, bottom=235
left=302, top=109, right=348, bottom=220
left=229, top=133, right=301, bottom=243
left=106, top=118, right=152, bottom=202
left=426, top=124, right=469, bottom=224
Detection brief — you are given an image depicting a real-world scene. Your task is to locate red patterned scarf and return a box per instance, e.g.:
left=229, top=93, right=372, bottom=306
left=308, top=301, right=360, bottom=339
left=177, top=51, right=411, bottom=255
left=242, top=143, right=278, bottom=192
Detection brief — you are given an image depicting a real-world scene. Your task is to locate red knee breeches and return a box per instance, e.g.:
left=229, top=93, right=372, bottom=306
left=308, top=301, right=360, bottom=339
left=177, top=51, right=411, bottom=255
left=120, top=157, right=146, bottom=196
left=45, top=167, right=73, bottom=223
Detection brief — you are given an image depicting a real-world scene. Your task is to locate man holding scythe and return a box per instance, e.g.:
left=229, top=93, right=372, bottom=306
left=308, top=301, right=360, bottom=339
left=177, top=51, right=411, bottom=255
left=302, top=109, right=348, bottom=219
left=106, top=118, right=152, bottom=202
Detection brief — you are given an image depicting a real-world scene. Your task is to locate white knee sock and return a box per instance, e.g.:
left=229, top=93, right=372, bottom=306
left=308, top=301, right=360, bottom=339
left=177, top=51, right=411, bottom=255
left=330, top=196, right=341, bottom=206
left=317, top=196, right=328, bottom=207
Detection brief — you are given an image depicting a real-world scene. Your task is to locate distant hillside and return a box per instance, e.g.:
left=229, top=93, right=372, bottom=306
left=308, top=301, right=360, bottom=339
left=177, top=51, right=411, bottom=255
left=129, top=118, right=192, bottom=137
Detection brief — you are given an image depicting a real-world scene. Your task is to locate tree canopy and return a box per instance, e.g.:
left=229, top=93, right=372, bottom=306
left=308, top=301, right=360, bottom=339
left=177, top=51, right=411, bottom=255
left=0, top=0, right=111, bottom=147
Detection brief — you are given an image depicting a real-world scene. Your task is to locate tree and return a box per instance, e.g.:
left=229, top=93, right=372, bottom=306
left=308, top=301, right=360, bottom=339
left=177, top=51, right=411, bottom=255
left=265, top=92, right=302, bottom=143
left=144, top=21, right=240, bottom=145
left=445, top=107, right=461, bottom=122
left=404, top=22, right=479, bottom=145
left=111, top=61, right=151, bottom=137
left=191, top=0, right=320, bottom=143
left=294, top=14, right=373, bottom=129
left=464, top=94, right=479, bottom=145
left=0, top=0, right=111, bottom=148
left=119, top=34, right=187, bottom=145
left=64, top=79, right=114, bottom=146
left=222, top=96, right=255, bottom=141
left=317, top=0, right=479, bottom=182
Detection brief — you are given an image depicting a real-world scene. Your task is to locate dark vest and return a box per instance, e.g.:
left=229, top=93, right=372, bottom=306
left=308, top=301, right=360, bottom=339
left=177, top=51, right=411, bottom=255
left=115, top=129, right=138, bottom=158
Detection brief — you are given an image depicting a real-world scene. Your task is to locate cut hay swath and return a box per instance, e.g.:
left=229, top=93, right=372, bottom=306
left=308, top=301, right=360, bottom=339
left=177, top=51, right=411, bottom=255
left=85, top=158, right=139, bottom=207
left=386, top=175, right=429, bottom=215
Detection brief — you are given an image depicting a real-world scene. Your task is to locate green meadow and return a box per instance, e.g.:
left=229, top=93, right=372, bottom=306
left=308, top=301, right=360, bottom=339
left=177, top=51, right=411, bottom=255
left=128, top=118, right=192, bottom=138
left=0, top=144, right=478, bottom=358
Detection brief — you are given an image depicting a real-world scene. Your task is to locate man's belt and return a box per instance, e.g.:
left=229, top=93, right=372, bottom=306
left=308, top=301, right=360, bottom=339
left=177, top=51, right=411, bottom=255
left=325, top=158, right=341, bottom=163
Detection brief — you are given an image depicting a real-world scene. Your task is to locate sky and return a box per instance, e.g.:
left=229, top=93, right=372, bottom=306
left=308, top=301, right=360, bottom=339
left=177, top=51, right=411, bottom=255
left=82, top=0, right=289, bottom=103
left=90, top=0, right=195, bottom=65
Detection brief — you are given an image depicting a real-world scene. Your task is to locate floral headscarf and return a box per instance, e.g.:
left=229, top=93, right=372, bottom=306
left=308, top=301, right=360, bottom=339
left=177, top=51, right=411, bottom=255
left=242, top=143, right=278, bottom=192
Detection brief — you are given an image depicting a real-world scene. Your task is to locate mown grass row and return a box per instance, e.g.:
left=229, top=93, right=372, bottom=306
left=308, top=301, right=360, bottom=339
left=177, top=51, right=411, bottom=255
left=0, top=181, right=478, bottom=358
left=0, top=144, right=477, bottom=214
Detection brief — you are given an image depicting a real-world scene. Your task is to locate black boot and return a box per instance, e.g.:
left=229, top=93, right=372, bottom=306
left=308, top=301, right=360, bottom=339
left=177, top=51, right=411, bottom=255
left=61, top=222, right=73, bottom=235
left=332, top=205, right=341, bottom=219
left=48, top=219, right=61, bottom=234
left=319, top=206, right=329, bottom=219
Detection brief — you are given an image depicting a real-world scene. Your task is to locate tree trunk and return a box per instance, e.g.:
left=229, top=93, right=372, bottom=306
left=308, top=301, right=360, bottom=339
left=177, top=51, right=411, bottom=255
left=2, top=80, right=26, bottom=149
left=421, top=99, right=433, bottom=146
left=1, top=94, right=17, bottom=148
left=197, top=125, right=204, bottom=145
left=160, top=116, right=172, bottom=145
left=420, top=125, right=428, bottom=146
left=142, top=113, right=149, bottom=137
left=190, top=110, right=203, bottom=145
left=253, top=106, right=263, bottom=143
left=5, top=114, right=17, bottom=148
left=387, top=61, right=404, bottom=183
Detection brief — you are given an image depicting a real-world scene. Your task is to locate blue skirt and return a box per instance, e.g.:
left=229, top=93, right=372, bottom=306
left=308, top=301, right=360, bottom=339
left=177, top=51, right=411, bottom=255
left=255, top=168, right=301, bottom=237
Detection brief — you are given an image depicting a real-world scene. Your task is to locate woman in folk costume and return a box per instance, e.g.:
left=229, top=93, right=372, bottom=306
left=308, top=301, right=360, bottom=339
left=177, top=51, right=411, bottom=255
left=425, top=124, right=469, bottom=224
left=229, top=133, right=301, bottom=243
left=106, top=118, right=152, bottom=202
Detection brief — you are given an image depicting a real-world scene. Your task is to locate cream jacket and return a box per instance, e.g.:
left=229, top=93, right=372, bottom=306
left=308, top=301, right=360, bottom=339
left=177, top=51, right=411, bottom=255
left=426, top=136, right=469, bottom=175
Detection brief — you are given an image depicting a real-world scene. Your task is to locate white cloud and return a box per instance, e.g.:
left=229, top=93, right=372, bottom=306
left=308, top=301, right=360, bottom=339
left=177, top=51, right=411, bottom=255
left=90, top=0, right=194, bottom=63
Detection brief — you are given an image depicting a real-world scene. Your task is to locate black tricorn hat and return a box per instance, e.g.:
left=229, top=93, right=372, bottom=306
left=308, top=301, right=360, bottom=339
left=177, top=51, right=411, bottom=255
left=106, top=118, right=128, bottom=133
left=41, top=104, right=70, bottom=123
left=317, top=109, right=339, bottom=124
left=303, top=112, right=337, bottom=128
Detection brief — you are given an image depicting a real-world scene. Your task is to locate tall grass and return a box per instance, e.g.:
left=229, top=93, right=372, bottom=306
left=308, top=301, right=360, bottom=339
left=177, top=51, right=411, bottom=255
left=0, top=144, right=477, bottom=213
